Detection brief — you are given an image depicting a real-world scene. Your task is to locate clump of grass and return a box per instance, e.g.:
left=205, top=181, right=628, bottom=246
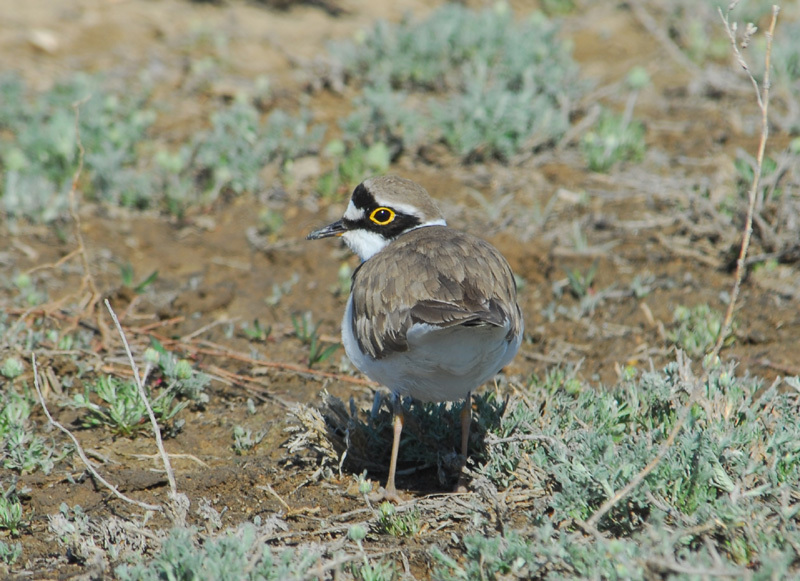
left=0, top=74, right=326, bottom=222
left=726, top=140, right=800, bottom=259
left=434, top=365, right=800, bottom=579
left=115, top=523, right=320, bottom=581
left=71, top=375, right=188, bottom=437
left=348, top=524, right=397, bottom=581
left=581, top=108, right=646, bottom=172
left=10, top=273, right=47, bottom=307
left=145, top=346, right=211, bottom=404
left=0, top=539, right=22, bottom=567
left=0, top=492, right=23, bottom=536
left=432, top=530, right=541, bottom=580
left=256, top=208, right=284, bottom=237
left=1, top=357, right=24, bottom=380
left=232, top=426, right=267, bottom=455
left=376, top=501, right=420, bottom=537
left=317, top=140, right=391, bottom=199
left=768, top=18, right=800, bottom=131
left=333, top=4, right=577, bottom=95
left=70, top=347, right=210, bottom=436
left=565, top=262, right=598, bottom=299
left=338, top=87, right=426, bottom=160
left=666, top=0, right=783, bottom=67
left=0, top=73, right=155, bottom=222
left=1, top=382, right=66, bottom=475
left=173, top=101, right=324, bottom=206
left=241, top=319, right=272, bottom=342
left=119, top=264, right=159, bottom=295
left=330, top=3, right=583, bottom=161
left=668, top=303, right=732, bottom=357
left=286, top=390, right=506, bottom=489
left=265, top=273, right=300, bottom=308
left=351, top=557, right=397, bottom=581
left=291, top=312, right=340, bottom=368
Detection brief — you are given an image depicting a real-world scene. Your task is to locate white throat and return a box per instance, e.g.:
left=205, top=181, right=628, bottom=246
left=342, top=230, right=389, bottom=261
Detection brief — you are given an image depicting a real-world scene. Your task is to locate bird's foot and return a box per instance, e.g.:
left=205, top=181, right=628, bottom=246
left=453, top=473, right=470, bottom=493
left=369, top=485, right=408, bottom=504
left=453, top=455, right=470, bottom=493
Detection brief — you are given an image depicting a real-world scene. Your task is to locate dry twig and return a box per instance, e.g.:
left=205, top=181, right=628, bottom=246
left=104, top=299, right=179, bottom=499
left=66, top=99, right=112, bottom=343
left=711, top=4, right=779, bottom=358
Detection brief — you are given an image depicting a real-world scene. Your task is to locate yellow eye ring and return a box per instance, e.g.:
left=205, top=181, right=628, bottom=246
left=369, top=207, right=395, bottom=226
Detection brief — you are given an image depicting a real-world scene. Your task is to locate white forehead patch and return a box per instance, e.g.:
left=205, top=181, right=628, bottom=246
left=343, top=201, right=364, bottom=221
left=380, top=200, right=419, bottom=217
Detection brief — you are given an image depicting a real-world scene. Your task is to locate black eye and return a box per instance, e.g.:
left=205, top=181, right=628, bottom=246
left=370, top=207, right=395, bottom=225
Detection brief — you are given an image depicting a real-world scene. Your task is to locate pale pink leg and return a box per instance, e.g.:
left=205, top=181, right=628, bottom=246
left=383, top=395, right=404, bottom=502
left=455, top=392, right=471, bottom=492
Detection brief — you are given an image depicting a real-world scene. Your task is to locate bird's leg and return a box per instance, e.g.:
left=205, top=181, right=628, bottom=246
left=380, top=393, right=405, bottom=502
left=455, top=391, right=472, bottom=492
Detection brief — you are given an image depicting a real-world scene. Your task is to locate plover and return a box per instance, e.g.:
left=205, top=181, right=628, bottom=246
left=308, top=175, right=523, bottom=499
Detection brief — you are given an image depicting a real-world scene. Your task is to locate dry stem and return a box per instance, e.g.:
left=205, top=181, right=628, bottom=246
left=104, top=299, right=179, bottom=499
left=711, top=4, right=779, bottom=358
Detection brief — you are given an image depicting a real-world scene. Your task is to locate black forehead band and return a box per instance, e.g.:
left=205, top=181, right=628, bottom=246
left=351, top=183, right=374, bottom=210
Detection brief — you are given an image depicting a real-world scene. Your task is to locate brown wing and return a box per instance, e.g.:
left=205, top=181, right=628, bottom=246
left=350, top=226, right=520, bottom=359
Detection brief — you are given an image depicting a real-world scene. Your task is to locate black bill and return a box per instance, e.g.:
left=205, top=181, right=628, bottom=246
left=307, top=219, right=347, bottom=240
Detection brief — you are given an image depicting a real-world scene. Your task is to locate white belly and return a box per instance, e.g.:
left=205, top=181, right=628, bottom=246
left=342, top=296, right=522, bottom=402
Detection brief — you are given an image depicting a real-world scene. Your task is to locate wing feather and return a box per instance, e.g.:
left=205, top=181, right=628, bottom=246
left=350, top=226, right=520, bottom=359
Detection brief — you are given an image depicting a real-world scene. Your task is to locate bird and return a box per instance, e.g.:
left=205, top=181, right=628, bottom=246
left=307, top=175, right=523, bottom=500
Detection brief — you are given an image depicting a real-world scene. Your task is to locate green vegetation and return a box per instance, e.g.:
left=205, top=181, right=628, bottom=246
left=146, top=346, right=211, bottom=403
left=668, top=303, right=732, bottom=357
left=665, top=0, right=777, bottom=65
left=2, top=2, right=798, bottom=578
left=581, top=108, right=646, bottom=172
left=241, top=319, right=272, bottom=342
left=352, top=558, right=396, bottom=581
left=0, top=75, right=324, bottom=222
left=330, top=3, right=583, bottom=161
left=1, top=380, right=66, bottom=475
left=565, top=263, right=598, bottom=299
left=119, top=264, right=159, bottom=295
left=376, top=501, right=420, bottom=538
left=288, top=389, right=506, bottom=490
left=69, top=349, right=209, bottom=436
left=0, top=540, right=22, bottom=567
left=174, top=102, right=324, bottom=208
left=317, top=141, right=391, bottom=199
left=770, top=18, right=800, bottom=114
left=1, top=357, right=24, bottom=379
left=348, top=524, right=397, bottom=581
left=0, top=73, right=154, bottom=222
left=0, top=3, right=638, bottom=221
left=289, top=361, right=800, bottom=578
left=291, top=311, right=340, bottom=368
left=115, top=524, right=320, bottom=581
left=10, top=273, right=47, bottom=307
left=232, top=425, right=267, bottom=455
left=70, top=375, right=188, bottom=436
left=0, top=495, right=22, bottom=537
left=580, top=65, right=649, bottom=172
